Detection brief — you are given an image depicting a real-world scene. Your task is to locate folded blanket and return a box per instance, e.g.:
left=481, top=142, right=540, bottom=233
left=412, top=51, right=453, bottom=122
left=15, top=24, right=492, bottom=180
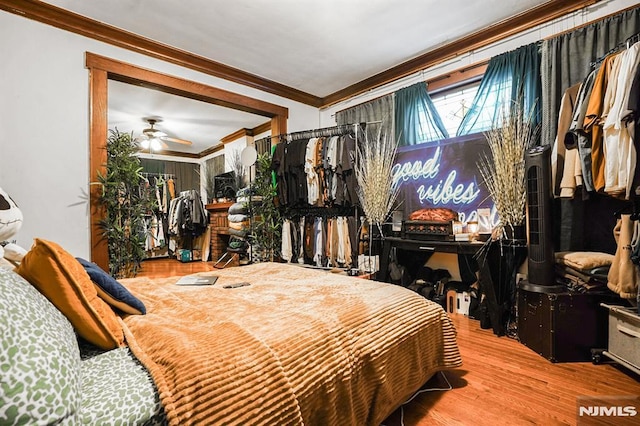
left=555, top=251, right=614, bottom=271
left=227, top=213, right=249, bottom=223
left=228, top=220, right=250, bottom=231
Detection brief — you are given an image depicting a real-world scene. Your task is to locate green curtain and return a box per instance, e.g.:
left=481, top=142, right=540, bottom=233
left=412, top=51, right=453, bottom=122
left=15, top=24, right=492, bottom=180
left=394, top=82, right=448, bottom=146
left=456, top=42, right=541, bottom=136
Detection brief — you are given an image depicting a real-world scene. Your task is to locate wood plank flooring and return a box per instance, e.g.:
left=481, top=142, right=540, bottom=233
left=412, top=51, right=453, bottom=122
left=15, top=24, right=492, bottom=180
left=138, top=258, right=640, bottom=426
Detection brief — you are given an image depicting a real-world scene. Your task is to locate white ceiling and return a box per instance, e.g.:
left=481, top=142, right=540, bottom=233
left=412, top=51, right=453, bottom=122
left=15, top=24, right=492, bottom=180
left=108, top=80, right=269, bottom=155
left=42, top=0, right=551, bottom=154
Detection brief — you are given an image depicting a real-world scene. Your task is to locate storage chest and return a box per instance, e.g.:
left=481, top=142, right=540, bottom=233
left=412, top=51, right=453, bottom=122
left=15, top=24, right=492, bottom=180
left=517, top=281, right=613, bottom=362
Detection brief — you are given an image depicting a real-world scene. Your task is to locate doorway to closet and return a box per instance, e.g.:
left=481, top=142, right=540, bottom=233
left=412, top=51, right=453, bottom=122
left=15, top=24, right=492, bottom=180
left=86, top=52, right=289, bottom=271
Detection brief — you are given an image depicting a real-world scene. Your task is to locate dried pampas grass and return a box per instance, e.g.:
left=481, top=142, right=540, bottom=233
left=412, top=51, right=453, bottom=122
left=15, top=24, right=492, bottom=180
left=477, top=102, right=539, bottom=234
left=355, top=128, right=400, bottom=227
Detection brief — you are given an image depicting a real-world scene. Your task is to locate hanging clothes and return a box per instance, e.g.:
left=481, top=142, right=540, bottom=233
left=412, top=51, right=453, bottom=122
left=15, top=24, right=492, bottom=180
left=583, top=51, right=623, bottom=193
left=553, top=82, right=581, bottom=198
left=305, top=137, right=320, bottom=205
left=603, top=42, right=640, bottom=199
left=565, top=66, right=599, bottom=193
left=554, top=40, right=640, bottom=201
left=281, top=218, right=293, bottom=262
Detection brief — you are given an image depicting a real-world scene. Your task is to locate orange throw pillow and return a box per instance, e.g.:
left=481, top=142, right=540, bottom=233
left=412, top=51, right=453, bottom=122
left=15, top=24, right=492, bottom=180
left=16, top=239, right=124, bottom=350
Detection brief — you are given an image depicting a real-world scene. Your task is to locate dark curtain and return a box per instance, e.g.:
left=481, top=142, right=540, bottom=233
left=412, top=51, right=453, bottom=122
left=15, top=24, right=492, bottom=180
left=541, top=6, right=640, bottom=252
left=394, top=82, right=449, bottom=146
left=335, top=93, right=394, bottom=143
left=165, top=161, right=199, bottom=194
left=541, top=6, right=640, bottom=147
left=140, top=159, right=199, bottom=195
left=139, top=158, right=164, bottom=175
left=457, top=42, right=541, bottom=136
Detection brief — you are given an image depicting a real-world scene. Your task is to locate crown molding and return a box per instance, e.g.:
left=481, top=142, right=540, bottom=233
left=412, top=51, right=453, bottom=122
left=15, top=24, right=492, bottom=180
left=0, top=0, right=323, bottom=107
left=253, top=121, right=273, bottom=136
left=320, top=0, right=599, bottom=107
left=1, top=0, right=600, bottom=109
left=220, top=128, right=253, bottom=144
left=199, top=144, right=225, bottom=158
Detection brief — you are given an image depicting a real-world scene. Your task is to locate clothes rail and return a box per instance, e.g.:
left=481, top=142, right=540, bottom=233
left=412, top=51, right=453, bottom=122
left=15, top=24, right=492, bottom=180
left=254, top=124, right=354, bottom=146
left=282, top=205, right=356, bottom=219
left=590, top=31, right=640, bottom=68
left=254, top=120, right=384, bottom=147
left=141, top=172, right=176, bottom=179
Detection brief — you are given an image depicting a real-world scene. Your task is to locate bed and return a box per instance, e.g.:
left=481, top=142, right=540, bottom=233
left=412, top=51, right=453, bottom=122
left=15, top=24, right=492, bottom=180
left=119, top=262, right=462, bottom=425
left=2, top=250, right=461, bottom=425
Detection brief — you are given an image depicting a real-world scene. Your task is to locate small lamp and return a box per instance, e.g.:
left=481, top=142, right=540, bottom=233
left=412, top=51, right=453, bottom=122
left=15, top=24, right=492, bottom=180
left=467, top=221, right=479, bottom=240
left=149, top=138, right=162, bottom=152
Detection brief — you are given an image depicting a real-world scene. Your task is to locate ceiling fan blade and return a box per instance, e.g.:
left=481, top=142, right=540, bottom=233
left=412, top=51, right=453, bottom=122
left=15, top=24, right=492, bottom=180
left=161, top=136, right=193, bottom=146
left=144, top=129, right=168, bottom=138
left=160, top=140, right=170, bottom=149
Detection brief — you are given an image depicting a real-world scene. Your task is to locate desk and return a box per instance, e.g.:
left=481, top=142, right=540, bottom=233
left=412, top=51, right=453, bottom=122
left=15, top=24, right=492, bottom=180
left=378, top=237, right=483, bottom=282
left=378, top=236, right=526, bottom=336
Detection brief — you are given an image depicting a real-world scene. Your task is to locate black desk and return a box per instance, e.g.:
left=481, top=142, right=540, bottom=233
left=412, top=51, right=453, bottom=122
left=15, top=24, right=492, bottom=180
left=378, top=236, right=526, bottom=336
left=378, top=237, right=483, bottom=282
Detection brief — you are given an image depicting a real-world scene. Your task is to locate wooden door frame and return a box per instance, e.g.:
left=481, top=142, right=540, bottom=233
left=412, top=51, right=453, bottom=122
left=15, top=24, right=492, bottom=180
left=86, top=52, right=288, bottom=271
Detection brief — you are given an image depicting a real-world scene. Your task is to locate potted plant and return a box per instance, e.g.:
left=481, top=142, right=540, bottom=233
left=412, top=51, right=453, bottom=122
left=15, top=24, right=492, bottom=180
left=477, top=102, right=538, bottom=241
left=354, top=127, right=401, bottom=272
left=97, top=128, right=156, bottom=278
left=249, top=151, right=282, bottom=262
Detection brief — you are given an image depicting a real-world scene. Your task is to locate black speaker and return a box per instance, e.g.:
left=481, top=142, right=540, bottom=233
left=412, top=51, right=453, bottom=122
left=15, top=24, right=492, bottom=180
left=525, top=145, right=555, bottom=285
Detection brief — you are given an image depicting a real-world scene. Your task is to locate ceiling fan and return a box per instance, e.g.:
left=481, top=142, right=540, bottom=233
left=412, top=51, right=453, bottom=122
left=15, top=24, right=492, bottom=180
left=136, top=118, right=192, bottom=152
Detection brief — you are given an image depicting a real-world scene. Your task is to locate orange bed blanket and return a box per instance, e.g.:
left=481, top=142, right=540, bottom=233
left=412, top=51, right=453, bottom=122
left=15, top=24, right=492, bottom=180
left=120, top=263, right=462, bottom=425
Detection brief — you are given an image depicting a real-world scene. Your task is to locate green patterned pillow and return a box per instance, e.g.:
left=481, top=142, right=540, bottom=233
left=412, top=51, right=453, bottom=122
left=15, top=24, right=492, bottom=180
left=79, top=347, right=166, bottom=424
left=0, top=268, right=81, bottom=424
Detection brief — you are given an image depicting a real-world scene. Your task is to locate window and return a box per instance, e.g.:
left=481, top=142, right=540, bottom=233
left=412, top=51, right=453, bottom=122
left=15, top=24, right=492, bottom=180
left=431, top=83, right=480, bottom=137
left=430, top=77, right=513, bottom=136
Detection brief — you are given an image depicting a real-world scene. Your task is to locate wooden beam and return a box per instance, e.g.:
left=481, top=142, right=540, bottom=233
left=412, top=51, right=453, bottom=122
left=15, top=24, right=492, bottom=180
left=88, top=67, right=109, bottom=271
left=320, top=0, right=599, bottom=107
left=427, top=62, right=488, bottom=95
left=0, top=0, right=323, bottom=107
left=86, top=52, right=289, bottom=119
left=220, top=128, right=253, bottom=144
left=253, top=121, right=273, bottom=136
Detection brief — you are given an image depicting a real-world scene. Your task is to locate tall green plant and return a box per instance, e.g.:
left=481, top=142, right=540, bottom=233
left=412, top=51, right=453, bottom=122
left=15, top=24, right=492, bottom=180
left=250, top=152, right=281, bottom=262
left=98, top=129, right=156, bottom=278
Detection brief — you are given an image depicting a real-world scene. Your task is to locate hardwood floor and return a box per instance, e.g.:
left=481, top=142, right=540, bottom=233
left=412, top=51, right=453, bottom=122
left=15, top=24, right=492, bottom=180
left=138, top=258, right=640, bottom=426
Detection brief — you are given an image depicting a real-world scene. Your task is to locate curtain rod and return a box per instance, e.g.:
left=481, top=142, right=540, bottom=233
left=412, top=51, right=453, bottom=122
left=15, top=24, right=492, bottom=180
left=141, top=172, right=176, bottom=178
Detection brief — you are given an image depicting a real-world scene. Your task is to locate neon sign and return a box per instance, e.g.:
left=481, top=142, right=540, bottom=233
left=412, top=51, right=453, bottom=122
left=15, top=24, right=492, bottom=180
left=393, top=134, right=496, bottom=225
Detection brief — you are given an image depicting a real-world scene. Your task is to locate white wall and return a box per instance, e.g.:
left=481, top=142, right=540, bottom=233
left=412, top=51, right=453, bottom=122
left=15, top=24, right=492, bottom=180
left=0, top=12, right=318, bottom=257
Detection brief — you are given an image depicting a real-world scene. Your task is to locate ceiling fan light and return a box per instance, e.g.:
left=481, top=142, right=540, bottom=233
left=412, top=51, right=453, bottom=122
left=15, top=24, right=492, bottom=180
left=140, top=139, right=150, bottom=150
left=150, top=138, right=163, bottom=152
